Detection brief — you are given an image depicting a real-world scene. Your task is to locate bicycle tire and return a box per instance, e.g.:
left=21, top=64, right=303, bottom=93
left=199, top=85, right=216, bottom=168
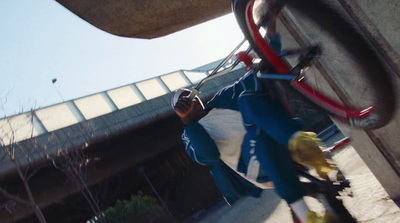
left=324, top=191, right=357, bottom=223
left=233, top=0, right=396, bottom=129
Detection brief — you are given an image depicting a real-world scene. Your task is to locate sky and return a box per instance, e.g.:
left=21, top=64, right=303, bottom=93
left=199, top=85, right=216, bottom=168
left=0, top=0, right=245, bottom=117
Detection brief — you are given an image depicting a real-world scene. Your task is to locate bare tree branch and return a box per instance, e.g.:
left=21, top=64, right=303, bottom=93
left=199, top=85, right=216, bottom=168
left=1, top=95, right=104, bottom=223
left=0, top=187, right=31, bottom=206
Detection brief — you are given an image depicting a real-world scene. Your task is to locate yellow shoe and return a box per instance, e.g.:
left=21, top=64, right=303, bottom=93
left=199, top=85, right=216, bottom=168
left=306, top=211, right=341, bottom=223
left=289, top=131, right=338, bottom=179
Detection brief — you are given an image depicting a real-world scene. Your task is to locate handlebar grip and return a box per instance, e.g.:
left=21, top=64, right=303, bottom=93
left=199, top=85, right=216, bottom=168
left=188, top=89, right=199, bottom=100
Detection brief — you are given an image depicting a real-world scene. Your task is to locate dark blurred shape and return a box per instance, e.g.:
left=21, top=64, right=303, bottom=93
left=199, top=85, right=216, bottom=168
left=56, top=0, right=231, bottom=39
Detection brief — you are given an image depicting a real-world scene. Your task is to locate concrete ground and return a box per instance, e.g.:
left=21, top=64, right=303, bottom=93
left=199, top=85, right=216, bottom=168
left=189, top=134, right=400, bottom=223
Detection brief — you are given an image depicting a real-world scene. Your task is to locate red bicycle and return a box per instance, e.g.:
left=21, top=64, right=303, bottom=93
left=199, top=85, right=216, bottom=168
left=190, top=0, right=396, bottom=130
left=185, top=2, right=397, bottom=221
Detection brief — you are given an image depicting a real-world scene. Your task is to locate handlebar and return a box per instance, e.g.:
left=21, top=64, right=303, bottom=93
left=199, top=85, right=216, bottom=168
left=188, top=38, right=249, bottom=100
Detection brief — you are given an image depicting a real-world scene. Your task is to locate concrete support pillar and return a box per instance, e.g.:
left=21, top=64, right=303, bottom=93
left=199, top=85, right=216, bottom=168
left=279, top=0, right=400, bottom=202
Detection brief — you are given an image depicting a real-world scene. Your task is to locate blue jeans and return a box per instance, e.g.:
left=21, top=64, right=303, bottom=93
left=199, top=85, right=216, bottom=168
left=238, top=90, right=306, bottom=204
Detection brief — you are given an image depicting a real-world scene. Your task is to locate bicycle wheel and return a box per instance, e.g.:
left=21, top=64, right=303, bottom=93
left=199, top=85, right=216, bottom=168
left=233, top=0, right=396, bottom=129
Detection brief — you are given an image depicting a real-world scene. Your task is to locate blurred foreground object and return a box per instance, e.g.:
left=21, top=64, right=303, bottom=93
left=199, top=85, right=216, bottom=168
left=56, top=0, right=231, bottom=39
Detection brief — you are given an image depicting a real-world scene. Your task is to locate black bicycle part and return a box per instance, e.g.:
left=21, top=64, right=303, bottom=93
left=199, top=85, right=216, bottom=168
left=325, top=186, right=356, bottom=223
left=295, top=166, right=356, bottom=223
left=290, top=46, right=321, bottom=75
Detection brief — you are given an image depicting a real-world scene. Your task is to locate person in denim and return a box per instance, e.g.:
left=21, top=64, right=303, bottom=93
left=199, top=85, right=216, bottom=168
left=173, top=2, right=338, bottom=222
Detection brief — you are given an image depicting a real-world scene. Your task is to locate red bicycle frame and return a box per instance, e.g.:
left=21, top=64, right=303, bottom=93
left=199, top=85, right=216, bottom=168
left=244, top=0, right=374, bottom=121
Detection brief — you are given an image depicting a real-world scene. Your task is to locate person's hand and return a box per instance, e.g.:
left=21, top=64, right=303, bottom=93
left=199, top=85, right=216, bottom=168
left=174, top=96, right=195, bottom=119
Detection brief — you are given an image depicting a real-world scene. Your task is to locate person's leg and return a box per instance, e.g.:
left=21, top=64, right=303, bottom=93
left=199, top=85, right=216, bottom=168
left=238, top=91, right=302, bottom=147
left=248, top=127, right=305, bottom=203
left=238, top=92, right=337, bottom=179
left=242, top=126, right=313, bottom=223
left=243, top=127, right=339, bottom=223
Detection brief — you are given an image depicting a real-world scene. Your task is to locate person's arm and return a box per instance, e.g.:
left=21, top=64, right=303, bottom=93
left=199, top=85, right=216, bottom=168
left=208, top=160, right=262, bottom=205
left=182, top=127, right=262, bottom=205
left=183, top=123, right=220, bottom=165
left=205, top=69, right=265, bottom=111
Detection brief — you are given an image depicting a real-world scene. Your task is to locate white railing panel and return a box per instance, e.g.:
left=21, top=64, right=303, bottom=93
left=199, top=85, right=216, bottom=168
left=161, top=72, right=191, bottom=91
left=74, top=94, right=113, bottom=119
left=136, top=78, right=167, bottom=100
left=0, top=113, right=37, bottom=146
left=35, top=103, right=79, bottom=132
left=107, top=86, right=143, bottom=109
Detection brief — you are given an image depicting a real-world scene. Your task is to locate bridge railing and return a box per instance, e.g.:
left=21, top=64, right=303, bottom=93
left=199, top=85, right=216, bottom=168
left=0, top=59, right=243, bottom=146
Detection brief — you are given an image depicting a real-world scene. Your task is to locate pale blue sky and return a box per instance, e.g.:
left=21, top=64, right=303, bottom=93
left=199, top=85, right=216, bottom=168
left=0, top=0, right=244, bottom=117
